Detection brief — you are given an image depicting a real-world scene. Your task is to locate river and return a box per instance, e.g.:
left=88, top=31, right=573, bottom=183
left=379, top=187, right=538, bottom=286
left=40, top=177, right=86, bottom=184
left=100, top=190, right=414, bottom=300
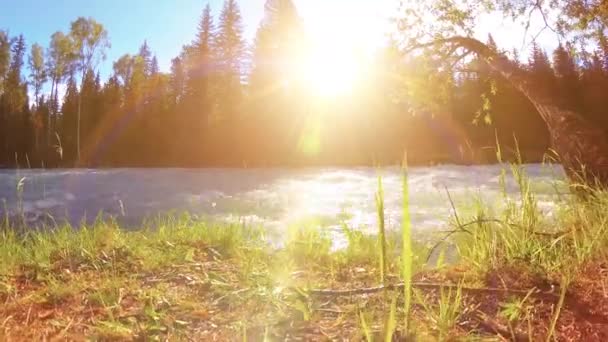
left=0, top=164, right=566, bottom=241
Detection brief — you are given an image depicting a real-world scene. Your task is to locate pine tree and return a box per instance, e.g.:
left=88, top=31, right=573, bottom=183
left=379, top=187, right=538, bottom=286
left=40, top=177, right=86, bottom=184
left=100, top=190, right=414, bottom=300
left=7, top=35, right=27, bottom=106
left=215, top=0, right=245, bottom=121
left=250, top=0, right=303, bottom=99
left=1, top=35, right=32, bottom=162
left=552, top=43, right=581, bottom=110
left=138, top=40, right=153, bottom=76
left=150, top=55, right=159, bottom=76
left=580, top=52, right=608, bottom=131
left=61, top=75, right=79, bottom=162
left=170, top=56, right=186, bottom=106
left=187, top=3, right=215, bottom=130
left=0, top=31, right=11, bottom=161
left=0, top=30, right=10, bottom=94
left=528, top=43, right=556, bottom=88
left=7, top=35, right=28, bottom=132
left=32, top=95, right=51, bottom=160
left=95, top=75, right=122, bottom=165
left=80, top=68, right=100, bottom=145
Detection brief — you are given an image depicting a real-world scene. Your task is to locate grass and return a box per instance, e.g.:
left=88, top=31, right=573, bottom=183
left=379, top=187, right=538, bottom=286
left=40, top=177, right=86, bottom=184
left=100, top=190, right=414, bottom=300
left=415, top=284, right=463, bottom=340
left=1, top=163, right=608, bottom=340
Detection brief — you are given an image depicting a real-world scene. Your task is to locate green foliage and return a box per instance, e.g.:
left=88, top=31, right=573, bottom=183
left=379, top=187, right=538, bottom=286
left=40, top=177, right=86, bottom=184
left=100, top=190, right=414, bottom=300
left=28, top=43, right=47, bottom=102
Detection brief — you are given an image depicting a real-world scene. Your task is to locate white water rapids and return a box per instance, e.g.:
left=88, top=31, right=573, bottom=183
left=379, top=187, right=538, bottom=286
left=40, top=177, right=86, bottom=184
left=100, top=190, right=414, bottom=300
left=0, top=164, right=566, bottom=242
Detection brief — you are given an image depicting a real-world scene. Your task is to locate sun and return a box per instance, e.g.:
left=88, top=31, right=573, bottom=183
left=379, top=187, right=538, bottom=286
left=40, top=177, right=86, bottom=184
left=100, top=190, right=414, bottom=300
left=303, top=44, right=361, bottom=97
left=295, top=18, right=370, bottom=98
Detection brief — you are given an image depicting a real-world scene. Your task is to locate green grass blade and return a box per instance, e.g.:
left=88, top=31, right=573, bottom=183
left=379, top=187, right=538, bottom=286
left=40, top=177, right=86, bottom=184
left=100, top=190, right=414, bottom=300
left=360, top=310, right=373, bottom=342
left=384, top=296, right=398, bottom=342
left=376, top=174, right=387, bottom=285
left=402, top=155, right=413, bottom=333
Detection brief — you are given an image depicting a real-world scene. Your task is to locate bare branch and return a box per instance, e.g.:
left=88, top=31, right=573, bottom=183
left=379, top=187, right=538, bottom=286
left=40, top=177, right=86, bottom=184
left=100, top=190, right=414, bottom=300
left=526, top=0, right=561, bottom=46
left=534, top=0, right=558, bottom=35
left=447, top=50, right=474, bottom=70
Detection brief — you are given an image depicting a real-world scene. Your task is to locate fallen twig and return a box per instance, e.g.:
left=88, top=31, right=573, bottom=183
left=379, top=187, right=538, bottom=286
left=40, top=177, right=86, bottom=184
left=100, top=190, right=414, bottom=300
left=476, top=312, right=528, bottom=342
left=304, top=282, right=560, bottom=301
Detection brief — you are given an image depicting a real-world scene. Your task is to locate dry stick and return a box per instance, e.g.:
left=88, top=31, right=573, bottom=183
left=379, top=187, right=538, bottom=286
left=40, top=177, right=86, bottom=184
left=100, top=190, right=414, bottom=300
left=476, top=312, right=529, bottom=342
left=305, top=282, right=560, bottom=302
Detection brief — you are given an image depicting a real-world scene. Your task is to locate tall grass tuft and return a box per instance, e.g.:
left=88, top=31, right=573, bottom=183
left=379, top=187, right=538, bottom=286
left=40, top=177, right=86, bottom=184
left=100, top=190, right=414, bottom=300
left=415, top=284, right=463, bottom=340
left=375, top=175, right=387, bottom=285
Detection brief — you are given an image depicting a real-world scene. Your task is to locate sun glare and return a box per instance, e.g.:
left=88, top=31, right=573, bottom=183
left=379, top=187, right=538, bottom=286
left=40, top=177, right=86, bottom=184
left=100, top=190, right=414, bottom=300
left=296, top=16, right=371, bottom=98
left=303, top=47, right=360, bottom=97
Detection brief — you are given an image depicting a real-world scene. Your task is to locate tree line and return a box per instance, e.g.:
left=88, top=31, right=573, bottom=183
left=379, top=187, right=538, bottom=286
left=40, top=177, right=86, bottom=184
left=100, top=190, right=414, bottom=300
left=1, top=0, right=608, bottom=168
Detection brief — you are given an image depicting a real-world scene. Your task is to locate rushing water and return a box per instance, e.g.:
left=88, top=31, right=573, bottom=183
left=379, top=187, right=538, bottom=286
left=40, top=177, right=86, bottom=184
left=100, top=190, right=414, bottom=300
left=0, top=164, right=566, bottom=238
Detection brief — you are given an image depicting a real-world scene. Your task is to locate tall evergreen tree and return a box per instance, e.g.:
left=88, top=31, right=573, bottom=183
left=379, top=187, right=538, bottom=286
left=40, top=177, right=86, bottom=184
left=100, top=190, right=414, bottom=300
left=32, top=95, right=51, bottom=161
left=95, top=75, right=122, bottom=165
left=580, top=52, right=608, bottom=131
left=528, top=42, right=556, bottom=96
left=552, top=44, right=581, bottom=110
left=150, top=56, right=159, bottom=76
left=138, top=40, right=153, bottom=76
left=80, top=68, right=101, bottom=145
left=0, top=31, right=10, bottom=94
left=170, top=56, right=186, bottom=106
left=250, top=0, right=303, bottom=99
left=1, top=35, right=31, bottom=162
left=0, top=31, right=11, bottom=162
left=185, top=4, right=216, bottom=140
left=61, top=75, right=79, bottom=162
left=215, top=0, right=245, bottom=121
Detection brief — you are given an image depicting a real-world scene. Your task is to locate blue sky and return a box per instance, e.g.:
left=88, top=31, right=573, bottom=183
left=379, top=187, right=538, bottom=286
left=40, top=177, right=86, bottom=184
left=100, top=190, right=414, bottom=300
left=1, top=0, right=395, bottom=79
left=2, top=0, right=261, bottom=77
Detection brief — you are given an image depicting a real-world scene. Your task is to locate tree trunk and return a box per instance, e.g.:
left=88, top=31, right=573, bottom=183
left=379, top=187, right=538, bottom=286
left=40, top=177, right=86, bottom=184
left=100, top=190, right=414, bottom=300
left=437, top=37, right=608, bottom=190
left=48, top=77, right=55, bottom=148
left=76, top=70, right=84, bottom=166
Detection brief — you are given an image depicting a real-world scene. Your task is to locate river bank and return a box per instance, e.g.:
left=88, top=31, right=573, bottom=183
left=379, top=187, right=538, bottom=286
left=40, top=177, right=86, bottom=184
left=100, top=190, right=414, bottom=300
left=1, top=180, right=608, bottom=340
